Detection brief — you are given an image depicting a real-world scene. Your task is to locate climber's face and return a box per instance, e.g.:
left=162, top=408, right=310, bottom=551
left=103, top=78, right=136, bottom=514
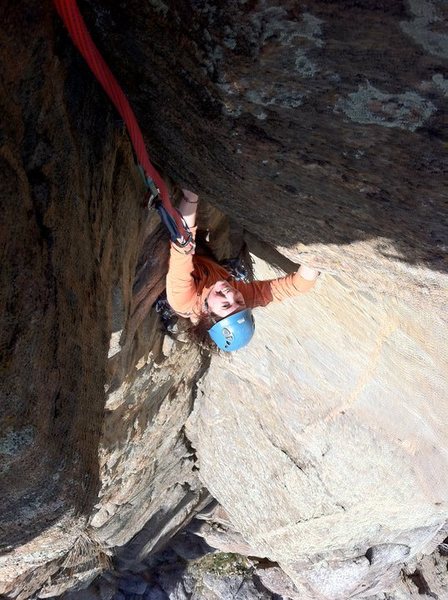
left=206, top=280, right=246, bottom=318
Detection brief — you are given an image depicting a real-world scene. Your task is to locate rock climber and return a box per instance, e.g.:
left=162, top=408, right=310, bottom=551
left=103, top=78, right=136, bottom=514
left=166, top=189, right=319, bottom=352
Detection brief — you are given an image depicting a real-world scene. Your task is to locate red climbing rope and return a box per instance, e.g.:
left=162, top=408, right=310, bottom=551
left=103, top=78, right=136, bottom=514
left=54, top=0, right=192, bottom=248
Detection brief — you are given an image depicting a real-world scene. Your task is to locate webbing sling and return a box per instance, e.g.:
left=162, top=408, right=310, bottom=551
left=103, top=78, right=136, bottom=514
left=54, top=0, right=194, bottom=251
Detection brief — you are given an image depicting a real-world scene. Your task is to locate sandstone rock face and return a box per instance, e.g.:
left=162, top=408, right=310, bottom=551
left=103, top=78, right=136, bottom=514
left=186, top=251, right=448, bottom=599
left=1, top=0, right=448, bottom=598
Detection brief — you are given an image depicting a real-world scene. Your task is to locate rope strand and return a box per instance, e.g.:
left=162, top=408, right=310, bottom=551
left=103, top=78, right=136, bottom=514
left=54, top=0, right=191, bottom=246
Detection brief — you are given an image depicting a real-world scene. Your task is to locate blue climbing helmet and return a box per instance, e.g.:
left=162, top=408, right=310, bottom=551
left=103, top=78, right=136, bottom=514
left=208, top=309, right=255, bottom=352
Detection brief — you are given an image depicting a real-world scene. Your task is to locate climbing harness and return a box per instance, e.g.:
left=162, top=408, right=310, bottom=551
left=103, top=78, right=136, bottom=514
left=54, top=0, right=195, bottom=253
left=220, top=257, right=250, bottom=282
left=155, top=292, right=179, bottom=334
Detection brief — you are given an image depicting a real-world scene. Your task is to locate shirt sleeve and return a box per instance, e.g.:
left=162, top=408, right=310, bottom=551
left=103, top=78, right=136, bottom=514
left=165, top=227, right=198, bottom=315
left=236, top=271, right=316, bottom=309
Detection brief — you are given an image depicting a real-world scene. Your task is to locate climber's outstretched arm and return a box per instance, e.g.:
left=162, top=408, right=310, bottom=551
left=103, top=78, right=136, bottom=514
left=178, top=189, right=198, bottom=229
left=235, top=265, right=319, bottom=308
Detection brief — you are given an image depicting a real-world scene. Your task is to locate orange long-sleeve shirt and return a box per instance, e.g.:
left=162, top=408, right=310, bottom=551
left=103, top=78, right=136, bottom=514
left=166, top=229, right=315, bottom=319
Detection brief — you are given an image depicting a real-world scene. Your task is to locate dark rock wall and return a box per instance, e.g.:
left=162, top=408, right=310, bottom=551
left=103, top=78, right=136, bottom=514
left=1, top=0, right=151, bottom=589
left=79, top=0, right=447, bottom=285
left=1, top=6, right=221, bottom=596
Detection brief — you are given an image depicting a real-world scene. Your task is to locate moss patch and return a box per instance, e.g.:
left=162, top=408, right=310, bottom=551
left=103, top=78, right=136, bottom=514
left=190, top=552, right=254, bottom=577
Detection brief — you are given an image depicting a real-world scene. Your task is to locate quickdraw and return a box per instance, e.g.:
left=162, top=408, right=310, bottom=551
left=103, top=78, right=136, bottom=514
left=54, top=0, right=195, bottom=253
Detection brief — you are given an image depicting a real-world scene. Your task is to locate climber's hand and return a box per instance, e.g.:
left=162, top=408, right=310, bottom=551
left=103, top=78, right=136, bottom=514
left=178, top=189, right=199, bottom=229
left=297, top=265, right=320, bottom=281
left=181, top=189, right=198, bottom=204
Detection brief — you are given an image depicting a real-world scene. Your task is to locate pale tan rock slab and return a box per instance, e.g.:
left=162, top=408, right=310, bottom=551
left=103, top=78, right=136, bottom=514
left=186, top=252, right=448, bottom=596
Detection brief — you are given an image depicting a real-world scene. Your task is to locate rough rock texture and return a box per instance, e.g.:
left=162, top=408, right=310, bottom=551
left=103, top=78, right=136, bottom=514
left=186, top=250, right=448, bottom=599
left=1, top=1, right=214, bottom=596
left=1, top=0, right=448, bottom=598
left=77, top=0, right=448, bottom=313
left=53, top=530, right=448, bottom=600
